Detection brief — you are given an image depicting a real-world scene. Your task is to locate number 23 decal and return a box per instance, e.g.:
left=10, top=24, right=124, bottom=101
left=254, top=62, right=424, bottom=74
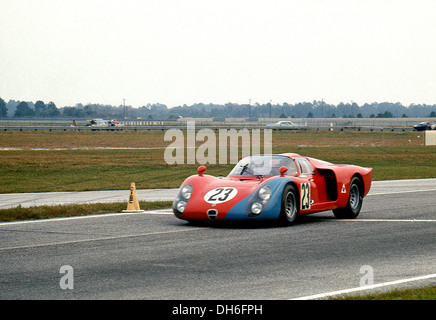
left=204, top=187, right=238, bottom=204
left=300, top=183, right=311, bottom=210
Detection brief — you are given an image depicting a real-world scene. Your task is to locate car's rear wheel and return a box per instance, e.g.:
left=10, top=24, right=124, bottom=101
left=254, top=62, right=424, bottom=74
left=333, top=176, right=363, bottom=219
left=280, top=184, right=299, bottom=225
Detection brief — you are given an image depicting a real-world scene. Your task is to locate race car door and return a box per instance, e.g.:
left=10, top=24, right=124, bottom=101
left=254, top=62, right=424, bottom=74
left=295, top=158, right=319, bottom=212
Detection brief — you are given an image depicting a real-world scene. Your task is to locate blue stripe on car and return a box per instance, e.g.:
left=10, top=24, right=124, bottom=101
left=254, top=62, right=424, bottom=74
left=224, top=177, right=294, bottom=220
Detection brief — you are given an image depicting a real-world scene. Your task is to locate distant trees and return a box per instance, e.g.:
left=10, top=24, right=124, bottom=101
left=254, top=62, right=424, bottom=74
left=34, top=101, right=60, bottom=117
left=46, top=102, right=60, bottom=117
left=376, top=111, right=394, bottom=118
left=14, top=102, right=35, bottom=117
left=0, top=96, right=436, bottom=119
left=62, top=106, right=85, bottom=118
left=34, top=101, right=46, bottom=115
left=0, top=98, right=7, bottom=118
left=0, top=99, right=61, bottom=118
left=146, top=101, right=436, bottom=120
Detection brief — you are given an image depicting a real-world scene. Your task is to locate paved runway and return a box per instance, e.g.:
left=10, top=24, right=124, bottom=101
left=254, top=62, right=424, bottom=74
left=1, top=178, right=436, bottom=209
left=0, top=188, right=178, bottom=209
left=0, top=179, right=435, bottom=300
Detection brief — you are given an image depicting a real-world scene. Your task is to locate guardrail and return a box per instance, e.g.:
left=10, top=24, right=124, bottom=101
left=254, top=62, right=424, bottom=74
left=0, top=125, right=416, bottom=132
left=0, top=118, right=431, bottom=131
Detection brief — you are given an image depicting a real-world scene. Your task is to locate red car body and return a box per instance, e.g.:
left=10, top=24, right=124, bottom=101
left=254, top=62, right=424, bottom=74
left=173, top=153, right=372, bottom=224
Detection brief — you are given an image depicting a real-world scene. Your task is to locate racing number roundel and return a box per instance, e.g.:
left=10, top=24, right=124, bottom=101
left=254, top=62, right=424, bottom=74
left=204, top=187, right=238, bottom=204
left=300, top=183, right=311, bottom=210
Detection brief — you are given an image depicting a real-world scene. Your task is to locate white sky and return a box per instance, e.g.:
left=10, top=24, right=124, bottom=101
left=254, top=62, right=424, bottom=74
left=1, top=0, right=436, bottom=108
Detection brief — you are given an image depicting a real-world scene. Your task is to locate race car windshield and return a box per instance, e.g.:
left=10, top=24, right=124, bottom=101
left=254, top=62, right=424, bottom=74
left=229, top=156, right=298, bottom=177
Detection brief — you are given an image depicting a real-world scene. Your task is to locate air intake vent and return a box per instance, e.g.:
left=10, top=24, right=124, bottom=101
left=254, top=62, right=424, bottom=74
left=207, top=209, right=218, bottom=221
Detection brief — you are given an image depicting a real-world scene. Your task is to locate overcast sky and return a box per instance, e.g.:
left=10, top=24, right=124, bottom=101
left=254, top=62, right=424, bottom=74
left=1, top=0, right=435, bottom=108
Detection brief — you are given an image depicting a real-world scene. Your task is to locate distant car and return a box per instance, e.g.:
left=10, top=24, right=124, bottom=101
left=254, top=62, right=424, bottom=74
left=413, top=122, right=436, bottom=131
left=266, top=120, right=304, bottom=130
left=173, top=153, right=372, bottom=225
left=109, top=119, right=123, bottom=126
left=86, top=119, right=109, bottom=127
left=86, top=119, right=123, bottom=127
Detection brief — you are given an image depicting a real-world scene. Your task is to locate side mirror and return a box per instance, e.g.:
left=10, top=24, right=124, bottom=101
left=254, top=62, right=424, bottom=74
left=197, top=166, right=207, bottom=176
left=279, top=166, right=288, bottom=177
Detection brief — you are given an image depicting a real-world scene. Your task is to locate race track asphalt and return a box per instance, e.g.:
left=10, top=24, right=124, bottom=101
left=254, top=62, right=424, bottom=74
left=0, top=179, right=435, bottom=300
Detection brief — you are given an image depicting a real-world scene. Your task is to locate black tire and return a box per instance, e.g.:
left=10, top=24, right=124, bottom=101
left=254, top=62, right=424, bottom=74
left=333, top=176, right=363, bottom=219
left=280, top=184, right=299, bottom=225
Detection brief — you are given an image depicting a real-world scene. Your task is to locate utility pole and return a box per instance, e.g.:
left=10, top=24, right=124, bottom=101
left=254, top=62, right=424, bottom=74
left=321, top=98, right=324, bottom=118
left=351, top=100, right=354, bottom=118
left=123, top=99, right=126, bottom=119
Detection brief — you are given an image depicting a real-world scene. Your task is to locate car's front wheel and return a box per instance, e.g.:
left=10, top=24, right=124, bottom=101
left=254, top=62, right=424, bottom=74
left=280, top=184, right=299, bottom=225
left=333, top=176, right=363, bottom=219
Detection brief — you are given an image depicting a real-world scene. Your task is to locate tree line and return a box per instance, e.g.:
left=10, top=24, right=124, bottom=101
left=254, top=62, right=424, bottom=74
left=1, top=97, right=436, bottom=120
left=0, top=99, right=60, bottom=118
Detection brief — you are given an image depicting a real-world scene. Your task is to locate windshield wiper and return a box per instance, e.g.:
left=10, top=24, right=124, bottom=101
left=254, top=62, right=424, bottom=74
left=240, top=163, right=249, bottom=175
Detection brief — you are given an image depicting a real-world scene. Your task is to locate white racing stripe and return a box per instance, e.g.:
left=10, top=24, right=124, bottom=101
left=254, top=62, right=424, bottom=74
left=291, top=273, right=436, bottom=300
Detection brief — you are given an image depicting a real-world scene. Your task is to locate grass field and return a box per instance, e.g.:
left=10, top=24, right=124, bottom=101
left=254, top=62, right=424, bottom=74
left=1, top=129, right=435, bottom=193
left=333, top=285, right=436, bottom=300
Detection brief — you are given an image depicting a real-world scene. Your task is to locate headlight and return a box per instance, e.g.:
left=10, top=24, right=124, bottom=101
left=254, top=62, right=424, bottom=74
left=181, top=184, right=193, bottom=200
left=258, top=185, right=272, bottom=201
left=174, top=184, right=193, bottom=215
left=246, top=184, right=273, bottom=217
left=251, top=202, right=263, bottom=215
left=176, top=201, right=187, bottom=213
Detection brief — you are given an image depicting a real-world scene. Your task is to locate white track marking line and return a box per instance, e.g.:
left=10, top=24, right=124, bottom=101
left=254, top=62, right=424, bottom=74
left=2, top=214, right=436, bottom=227
left=0, top=228, right=201, bottom=252
left=368, top=188, right=436, bottom=196
left=291, top=273, right=436, bottom=300
left=0, top=209, right=174, bottom=226
left=334, top=219, right=436, bottom=222
left=145, top=209, right=174, bottom=215
left=1, top=184, right=435, bottom=227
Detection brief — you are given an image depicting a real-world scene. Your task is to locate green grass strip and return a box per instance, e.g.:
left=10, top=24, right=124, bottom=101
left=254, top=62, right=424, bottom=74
left=0, top=201, right=173, bottom=222
left=332, top=285, right=436, bottom=300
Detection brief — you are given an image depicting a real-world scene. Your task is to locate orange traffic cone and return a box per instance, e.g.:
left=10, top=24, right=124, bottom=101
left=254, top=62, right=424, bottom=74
left=122, top=182, right=145, bottom=213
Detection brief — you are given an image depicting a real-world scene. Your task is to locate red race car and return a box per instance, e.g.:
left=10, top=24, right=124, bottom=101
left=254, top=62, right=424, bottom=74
left=173, top=153, right=372, bottom=225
